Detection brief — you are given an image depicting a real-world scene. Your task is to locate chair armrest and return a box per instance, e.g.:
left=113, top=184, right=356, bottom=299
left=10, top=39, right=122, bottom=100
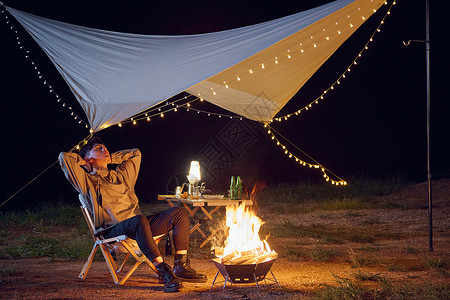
left=95, top=235, right=128, bottom=245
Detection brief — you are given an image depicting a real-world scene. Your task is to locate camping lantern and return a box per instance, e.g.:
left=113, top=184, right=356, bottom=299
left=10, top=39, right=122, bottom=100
left=187, top=161, right=201, bottom=197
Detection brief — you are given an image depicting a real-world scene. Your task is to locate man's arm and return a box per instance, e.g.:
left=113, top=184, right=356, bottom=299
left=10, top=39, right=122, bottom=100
left=58, top=151, right=91, bottom=194
left=111, top=149, right=141, bottom=187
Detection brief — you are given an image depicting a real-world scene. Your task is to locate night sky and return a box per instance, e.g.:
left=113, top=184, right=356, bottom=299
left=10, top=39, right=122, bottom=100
left=1, top=0, right=448, bottom=210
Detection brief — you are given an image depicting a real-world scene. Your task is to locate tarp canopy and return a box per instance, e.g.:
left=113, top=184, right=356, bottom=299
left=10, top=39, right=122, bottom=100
left=5, top=0, right=386, bottom=131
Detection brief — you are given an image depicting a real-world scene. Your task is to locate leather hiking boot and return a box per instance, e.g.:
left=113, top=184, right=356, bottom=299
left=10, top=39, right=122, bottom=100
left=173, top=254, right=207, bottom=283
left=155, top=262, right=182, bottom=292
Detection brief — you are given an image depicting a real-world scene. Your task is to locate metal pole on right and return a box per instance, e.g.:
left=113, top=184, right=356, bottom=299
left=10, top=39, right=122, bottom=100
left=425, top=0, right=432, bottom=252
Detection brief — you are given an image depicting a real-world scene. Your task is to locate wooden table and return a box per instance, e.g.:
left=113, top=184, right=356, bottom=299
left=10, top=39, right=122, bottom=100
left=158, top=195, right=252, bottom=248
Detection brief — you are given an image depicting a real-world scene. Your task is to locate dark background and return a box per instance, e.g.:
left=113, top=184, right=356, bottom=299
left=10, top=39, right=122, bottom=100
left=1, top=0, right=448, bottom=210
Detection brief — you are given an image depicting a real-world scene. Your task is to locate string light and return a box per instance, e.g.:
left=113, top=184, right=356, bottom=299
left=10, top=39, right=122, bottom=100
left=180, top=1, right=396, bottom=129
left=265, top=124, right=347, bottom=186
left=0, top=5, right=90, bottom=131
left=1, top=1, right=395, bottom=134
left=180, top=1, right=395, bottom=125
left=113, top=92, right=245, bottom=127
left=270, top=0, right=396, bottom=123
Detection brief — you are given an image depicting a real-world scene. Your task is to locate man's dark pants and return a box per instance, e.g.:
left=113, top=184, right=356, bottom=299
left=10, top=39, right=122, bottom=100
left=104, top=206, right=189, bottom=261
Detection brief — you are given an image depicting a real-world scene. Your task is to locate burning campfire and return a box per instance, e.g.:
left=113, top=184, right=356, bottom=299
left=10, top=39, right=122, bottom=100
left=213, top=203, right=277, bottom=265
left=210, top=202, right=279, bottom=287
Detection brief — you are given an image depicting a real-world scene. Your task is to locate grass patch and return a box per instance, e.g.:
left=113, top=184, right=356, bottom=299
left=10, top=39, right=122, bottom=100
left=0, top=266, right=17, bottom=276
left=310, top=246, right=338, bottom=262
left=281, top=245, right=338, bottom=262
left=0, top=203, right=94, bottom=260
left=358, top=217, right=381, bottom=226
left=348, top=247, right=381, bottom=268
left=319, top=198, right=372, bottom=210
left=424, top=255, right=448, bottom=271
left=0, top=202, right=84, bottom=227
left=283, top=246, right=307, bottom=261
left=257, top=175, right=412, bottom=206
left=358, top=245, right=383, bottom=252
left=0, top=234, right=92, bottom=260
left=348, top=234, right=375, bottom=244
left=386, top=262, right=407, bottom=272
left=352, top=270, right=384, bottom=281
left=263, top=221, right=382, bottom=245
left=405, top=246, right=420, bottom=254
left=316, top=273, right=449, bottom=300
left=350, top=256, right=380, bottom=268
left=316, top=273, right=379, bottom=299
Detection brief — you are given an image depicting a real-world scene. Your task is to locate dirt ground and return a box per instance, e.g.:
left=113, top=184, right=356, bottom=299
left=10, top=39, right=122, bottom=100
left=0, top=179, right=449, bottom=299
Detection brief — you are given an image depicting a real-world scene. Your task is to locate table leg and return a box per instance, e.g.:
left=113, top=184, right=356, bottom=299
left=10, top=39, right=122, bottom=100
left=182, top=202, right=199, bottom=217
left=200, top=226, right=220, bottom=248
left=190, top=222, right=207, bottom=238
left=200, top=206, right=220, bottom=221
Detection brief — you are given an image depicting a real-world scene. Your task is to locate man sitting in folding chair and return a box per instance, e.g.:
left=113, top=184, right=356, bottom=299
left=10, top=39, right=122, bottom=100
left=59, top=136, right=206, bottom=293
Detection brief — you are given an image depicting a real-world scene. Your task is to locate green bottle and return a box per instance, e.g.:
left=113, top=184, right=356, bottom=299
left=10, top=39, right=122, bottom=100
left=230, top=176, right=235, bottom=199
left=236, top=176, right=242, bottom=200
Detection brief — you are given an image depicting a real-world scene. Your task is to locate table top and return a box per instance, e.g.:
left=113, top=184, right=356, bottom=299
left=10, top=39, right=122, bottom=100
left=157, top=195, right=253, bottom=207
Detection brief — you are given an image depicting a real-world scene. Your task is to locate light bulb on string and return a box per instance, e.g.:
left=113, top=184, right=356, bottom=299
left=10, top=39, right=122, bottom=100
left=266, top=125, right=347, bottom=186
left=2, top=10, right=90, bottom=131
left=217, top=0, right=394, bottom=125
left=4, top=0, right=393, bottom=133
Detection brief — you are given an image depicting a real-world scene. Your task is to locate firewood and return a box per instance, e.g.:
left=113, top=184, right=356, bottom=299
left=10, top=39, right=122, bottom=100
left=227, top=253, right=258, bottom=265
left=221, top=252, right=237, bottom=263
left=254, top=252, right=278, bottom=264
left=221, top=250, right=254, bottom=263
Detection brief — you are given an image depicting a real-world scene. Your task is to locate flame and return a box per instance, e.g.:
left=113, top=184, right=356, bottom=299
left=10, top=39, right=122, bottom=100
left=250, top=181, right=266, bottom=200
left=215, top=203, right=277, bottom=264
left=250, top=181, right=266, bottom=211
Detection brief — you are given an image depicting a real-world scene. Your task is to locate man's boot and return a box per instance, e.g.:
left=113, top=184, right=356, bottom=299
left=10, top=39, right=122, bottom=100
left=155, top=262, right=182, bottom=292
left=173, top=254, right=207, bottom=283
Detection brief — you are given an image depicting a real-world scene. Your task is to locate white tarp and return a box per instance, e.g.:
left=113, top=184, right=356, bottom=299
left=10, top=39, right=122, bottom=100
left=5, top=0, right=385, bottom=131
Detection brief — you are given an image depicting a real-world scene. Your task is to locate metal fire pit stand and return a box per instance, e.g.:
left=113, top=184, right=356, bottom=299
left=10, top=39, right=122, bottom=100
left=209, top=259, right=280, bottom=297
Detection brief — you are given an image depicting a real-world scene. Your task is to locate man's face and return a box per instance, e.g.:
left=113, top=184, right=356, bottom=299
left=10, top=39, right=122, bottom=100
left=86, top=143, right=111, bottom=165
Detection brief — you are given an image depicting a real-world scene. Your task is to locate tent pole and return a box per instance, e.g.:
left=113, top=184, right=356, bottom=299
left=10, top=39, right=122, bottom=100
left=425, top=0, right=432, bottom=252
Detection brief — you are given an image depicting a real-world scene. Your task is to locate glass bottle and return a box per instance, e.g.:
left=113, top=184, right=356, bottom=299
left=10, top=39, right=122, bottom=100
left=236, top=176, right=242, bottom=200
left=230, top=176, right=235, bottom=199
left=165, top=235, right=172, bottom=256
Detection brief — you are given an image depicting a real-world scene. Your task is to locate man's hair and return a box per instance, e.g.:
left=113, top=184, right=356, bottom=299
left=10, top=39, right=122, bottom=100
left=79, top=136, right=105, bottom=158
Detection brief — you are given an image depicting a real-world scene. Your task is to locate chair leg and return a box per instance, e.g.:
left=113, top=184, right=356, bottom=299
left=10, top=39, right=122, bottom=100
left=143, top=255, right=158, bottom=275
left=118, top=261, right=143, bottom=285
left=117, top=253, right=130, bottom=273
left=79, top=244, right=98, bottom=279
left=81, top=237, right=162, bottom=284
left=121, top=241, right=159, bottom=277
left=99, top=244, right=120, bottom=284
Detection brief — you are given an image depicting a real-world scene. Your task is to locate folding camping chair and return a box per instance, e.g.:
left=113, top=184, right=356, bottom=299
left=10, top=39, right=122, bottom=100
left=78, top=199, right=164, bottom=285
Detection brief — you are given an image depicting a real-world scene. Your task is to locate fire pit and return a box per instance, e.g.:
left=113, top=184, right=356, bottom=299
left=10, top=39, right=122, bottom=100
left=209, top=202, right=280, bottom=293
left=209, top=257, right=279, bottom=293
left=212, top=257, right=277, bottom=284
